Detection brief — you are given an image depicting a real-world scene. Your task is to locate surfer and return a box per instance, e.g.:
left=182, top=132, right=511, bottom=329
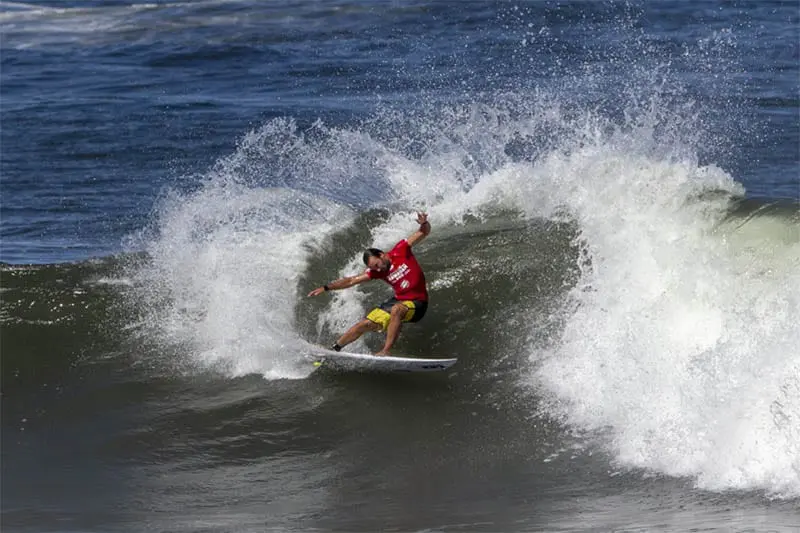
left=308, top=212, right=431, bottom=356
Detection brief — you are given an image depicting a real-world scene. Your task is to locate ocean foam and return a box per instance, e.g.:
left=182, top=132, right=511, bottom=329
left=355, top=96, right=800, bottom=498
left=131, top=178, right=352, bottom=380
left=524, top=141, right=800, bottom=498
left=132, top=86, right=798, bottom=497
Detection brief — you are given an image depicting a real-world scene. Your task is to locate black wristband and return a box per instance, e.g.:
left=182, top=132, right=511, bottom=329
left=323, top=284, right=331, bottom=291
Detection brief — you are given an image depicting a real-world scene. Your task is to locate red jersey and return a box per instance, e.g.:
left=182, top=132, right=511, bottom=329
left=366, top=239, right=428, bottom=301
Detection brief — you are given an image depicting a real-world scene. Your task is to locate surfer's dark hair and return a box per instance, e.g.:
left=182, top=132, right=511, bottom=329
left=363, top=248, right=384, bottom=265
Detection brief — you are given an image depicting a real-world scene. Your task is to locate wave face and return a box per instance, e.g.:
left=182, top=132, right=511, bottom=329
left=121, top=77, right=798, bottom=498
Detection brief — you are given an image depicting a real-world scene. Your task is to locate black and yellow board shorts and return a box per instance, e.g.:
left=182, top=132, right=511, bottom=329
left=366, top=297, right=428, bottom=331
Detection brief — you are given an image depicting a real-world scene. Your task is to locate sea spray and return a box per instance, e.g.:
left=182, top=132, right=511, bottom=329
left=126, top=70, right=799, bottom=498
left=525, top=134, right=799, bottom=498
left=129, top=179, right=353, bottom=379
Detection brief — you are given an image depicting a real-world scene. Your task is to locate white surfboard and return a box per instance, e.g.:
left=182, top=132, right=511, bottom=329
left=308, top=347, right=457, bottom=373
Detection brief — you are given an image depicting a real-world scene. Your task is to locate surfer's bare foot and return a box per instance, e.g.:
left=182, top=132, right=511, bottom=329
left=374, top=350, right=390, bottom=357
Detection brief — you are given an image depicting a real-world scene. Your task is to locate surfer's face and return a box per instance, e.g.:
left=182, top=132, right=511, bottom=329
left=367, top=254, right=390, bottom=272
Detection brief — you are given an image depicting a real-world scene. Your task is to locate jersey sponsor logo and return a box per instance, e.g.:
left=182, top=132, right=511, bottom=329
left=387, top=263, right=410, bottom=283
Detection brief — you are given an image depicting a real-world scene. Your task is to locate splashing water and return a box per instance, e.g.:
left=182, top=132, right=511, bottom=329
left=128, top=65, right=797, bottom=497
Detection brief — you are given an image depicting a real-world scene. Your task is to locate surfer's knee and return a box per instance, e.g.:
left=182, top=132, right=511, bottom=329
left=360, top=318, right=381, bottom=331
left=390, top=303, right=408, bottom=317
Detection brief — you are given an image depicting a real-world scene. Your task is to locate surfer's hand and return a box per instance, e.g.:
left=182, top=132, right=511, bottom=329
left=416, top=212, right=428, bottom=226
left=308, top=286, right=326, bottom=297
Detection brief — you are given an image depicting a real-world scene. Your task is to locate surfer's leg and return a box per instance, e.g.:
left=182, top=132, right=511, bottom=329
left=335, top=318, right=381, bottom=349
left=375, top=302, right=409, bottom=356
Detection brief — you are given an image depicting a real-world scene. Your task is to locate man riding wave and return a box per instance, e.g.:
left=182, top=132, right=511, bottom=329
left=308, top=212, right=431, bottom=356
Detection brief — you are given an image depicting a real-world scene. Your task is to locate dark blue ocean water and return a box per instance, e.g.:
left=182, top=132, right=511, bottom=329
left=2, top=2, right=799, bottom=532
left=1, top=0, right=797, bottom=264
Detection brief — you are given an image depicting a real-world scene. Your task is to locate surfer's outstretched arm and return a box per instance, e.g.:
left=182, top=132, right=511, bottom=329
left=406, top=212, right=431, bottom=248
left=308, top=272, right=370, bottom=297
